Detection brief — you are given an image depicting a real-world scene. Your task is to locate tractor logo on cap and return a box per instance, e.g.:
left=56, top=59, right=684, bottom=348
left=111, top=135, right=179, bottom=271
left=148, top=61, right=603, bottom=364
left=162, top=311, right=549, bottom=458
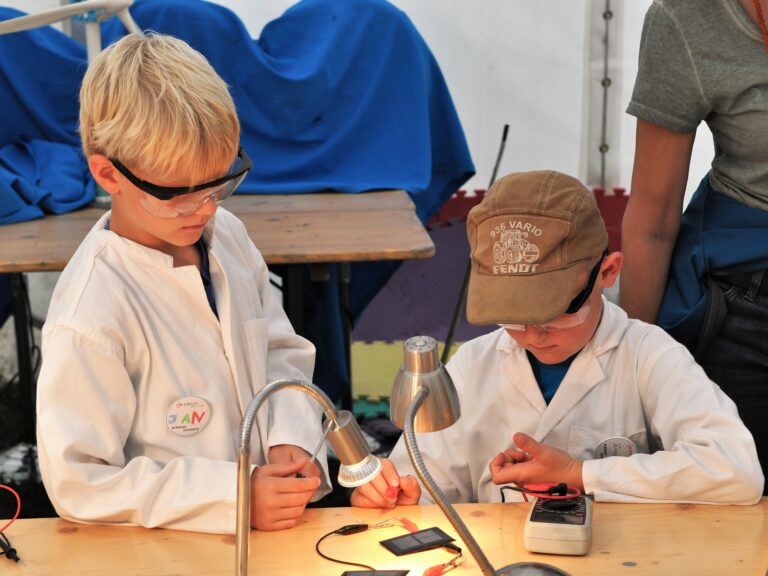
left=493, top=230, right=539, bottom=272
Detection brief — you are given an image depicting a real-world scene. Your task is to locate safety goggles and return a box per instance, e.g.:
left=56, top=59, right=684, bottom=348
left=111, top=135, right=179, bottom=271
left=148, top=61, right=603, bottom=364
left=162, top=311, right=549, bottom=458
left=498, top=251, right=607, bottom=332
left=111, top=148, right=252, bottom=218
left=499, top=304, right=593, bottom=333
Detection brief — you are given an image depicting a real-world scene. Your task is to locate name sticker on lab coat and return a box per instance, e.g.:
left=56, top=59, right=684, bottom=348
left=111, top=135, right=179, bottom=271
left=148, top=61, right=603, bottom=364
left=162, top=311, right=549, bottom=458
left=594, top=436, right=637, bottom=459
left=167, top=397, right=211, bottom=436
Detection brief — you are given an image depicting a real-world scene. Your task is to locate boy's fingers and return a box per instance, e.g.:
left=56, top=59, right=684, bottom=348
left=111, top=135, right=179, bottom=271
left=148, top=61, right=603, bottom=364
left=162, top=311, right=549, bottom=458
left=257, top=458, right=309, bottom=478
left=504, top=448, right=528, bottom=461
left=378, top=458, right=401, bottom=487
left=350, top=489, right=379, bottom=509
left=369, top=471, right=392, bottom=496
left=298, top=460, right=322, bottom=479
left=255, top=518, right=299, bottom=531
left=513, top=432, right=538, bottom=453
left=268, top=490, right=317, bottom=508
left=386, top=485, right=401, bottom=499
left=257, top=474, right=321, bottom=494
left=281, top=476, right=321, bottom=493
left=397, top=476, right=421, bottom=503
left=356, top=482, right=394, bottom=508
left=491, top=452, right=507, bottom=467
left=269, top=504, right=309, bottom=521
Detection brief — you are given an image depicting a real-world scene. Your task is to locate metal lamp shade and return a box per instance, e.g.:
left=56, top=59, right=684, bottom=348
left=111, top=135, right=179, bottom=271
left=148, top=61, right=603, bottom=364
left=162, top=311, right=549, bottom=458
left=326, top=410, right=382, bottom=487
left=390, top=336, right=460, bottom=432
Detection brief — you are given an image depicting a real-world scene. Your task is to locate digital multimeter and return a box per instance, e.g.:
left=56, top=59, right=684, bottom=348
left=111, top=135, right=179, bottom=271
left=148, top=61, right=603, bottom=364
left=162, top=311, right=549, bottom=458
left=523, top=496, right=592, bottom=556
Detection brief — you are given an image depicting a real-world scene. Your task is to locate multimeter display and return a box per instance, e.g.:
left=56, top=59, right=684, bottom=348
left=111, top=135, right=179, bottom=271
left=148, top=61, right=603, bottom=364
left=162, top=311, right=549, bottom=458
left=530, top=497, right=588, bottom=525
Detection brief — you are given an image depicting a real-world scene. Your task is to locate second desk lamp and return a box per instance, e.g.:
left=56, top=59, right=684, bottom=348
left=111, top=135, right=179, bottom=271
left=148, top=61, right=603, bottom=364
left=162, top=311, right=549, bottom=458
left=390, top=335, right=569, bottom=576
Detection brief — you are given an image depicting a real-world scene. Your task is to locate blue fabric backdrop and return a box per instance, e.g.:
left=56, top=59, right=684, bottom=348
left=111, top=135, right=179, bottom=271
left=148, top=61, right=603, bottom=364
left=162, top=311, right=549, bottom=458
left=0, top=0, right=474, bottom=401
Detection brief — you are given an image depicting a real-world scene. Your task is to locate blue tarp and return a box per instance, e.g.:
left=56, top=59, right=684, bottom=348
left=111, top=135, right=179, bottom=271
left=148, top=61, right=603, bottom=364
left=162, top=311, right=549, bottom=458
left=659, top=174, right=768, bottom=352
left=0, top=0, right=474, bottom=401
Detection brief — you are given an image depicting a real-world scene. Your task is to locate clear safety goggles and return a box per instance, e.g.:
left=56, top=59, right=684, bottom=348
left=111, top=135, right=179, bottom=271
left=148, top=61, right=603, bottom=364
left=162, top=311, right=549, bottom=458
left=498, top=251, right=606, bottom=333
left=498, top=304, right=592, bottom=333
left=111, top=148, right=252, bottom=218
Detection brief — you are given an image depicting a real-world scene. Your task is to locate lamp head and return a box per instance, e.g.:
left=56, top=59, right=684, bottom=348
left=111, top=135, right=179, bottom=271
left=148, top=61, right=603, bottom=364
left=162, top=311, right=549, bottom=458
left=390, top=336, right=460, bottom=432
left=326, top=410, right=382, bottom=487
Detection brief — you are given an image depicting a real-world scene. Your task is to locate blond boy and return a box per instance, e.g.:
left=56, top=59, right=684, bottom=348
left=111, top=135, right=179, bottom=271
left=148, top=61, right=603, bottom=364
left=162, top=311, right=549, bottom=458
left=36, top=34, right=329, bottom=533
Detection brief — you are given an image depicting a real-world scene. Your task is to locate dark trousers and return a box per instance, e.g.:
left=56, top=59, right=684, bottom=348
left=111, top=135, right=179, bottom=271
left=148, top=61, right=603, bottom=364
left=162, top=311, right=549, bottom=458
left=700, top=273, right=768, bottom=495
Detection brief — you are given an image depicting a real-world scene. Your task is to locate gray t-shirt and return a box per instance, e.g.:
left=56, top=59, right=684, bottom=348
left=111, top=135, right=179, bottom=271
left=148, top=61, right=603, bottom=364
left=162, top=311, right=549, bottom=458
left=627, top=0, right=768, bottom=211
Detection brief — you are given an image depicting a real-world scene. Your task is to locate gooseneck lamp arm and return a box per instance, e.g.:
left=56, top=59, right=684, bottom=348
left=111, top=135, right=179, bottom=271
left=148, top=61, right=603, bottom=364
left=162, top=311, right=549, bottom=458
left=403, top=385, right=498, bottom=576
left=236, top=378, right=380, bottom=576
left=237, top=379, right=337, bottom=575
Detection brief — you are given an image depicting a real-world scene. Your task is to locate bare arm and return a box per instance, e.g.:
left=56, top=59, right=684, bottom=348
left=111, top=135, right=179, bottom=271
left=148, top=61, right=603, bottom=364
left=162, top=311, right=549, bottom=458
left=620, top=119, right=696, bottom=322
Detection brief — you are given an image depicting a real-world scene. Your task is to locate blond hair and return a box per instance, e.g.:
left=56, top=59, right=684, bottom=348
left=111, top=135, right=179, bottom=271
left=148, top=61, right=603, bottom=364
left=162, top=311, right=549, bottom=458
left=79, top=33, right=240, bottom=184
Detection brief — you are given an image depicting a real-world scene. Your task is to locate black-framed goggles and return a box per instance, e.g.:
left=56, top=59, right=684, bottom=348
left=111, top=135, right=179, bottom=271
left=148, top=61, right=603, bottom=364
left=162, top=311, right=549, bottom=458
left=111, top=147, right=252, bottom=201
left=563, top=250, right=608, bottom=315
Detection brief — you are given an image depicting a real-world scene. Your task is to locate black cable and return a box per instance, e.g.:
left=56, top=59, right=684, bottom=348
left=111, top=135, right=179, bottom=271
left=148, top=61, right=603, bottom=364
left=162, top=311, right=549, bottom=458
left=315, top=525, right=376, bottom=571
left=0, top=532, right=20, bottom=563
left=500, top=483, right=575, bottom=503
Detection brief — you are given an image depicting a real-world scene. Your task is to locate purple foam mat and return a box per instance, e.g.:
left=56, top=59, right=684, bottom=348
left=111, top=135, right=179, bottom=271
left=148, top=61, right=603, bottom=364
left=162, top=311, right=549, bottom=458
left=353, top=221, right=495, bottom=343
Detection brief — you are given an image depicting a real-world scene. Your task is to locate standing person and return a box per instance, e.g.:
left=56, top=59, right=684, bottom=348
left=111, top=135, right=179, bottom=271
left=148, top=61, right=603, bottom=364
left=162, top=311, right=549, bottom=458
left=351, top=171, right=763, bottom=507
left=622, top=0, right=768, bottom=491
left=36, top=33, right=330, bottom=533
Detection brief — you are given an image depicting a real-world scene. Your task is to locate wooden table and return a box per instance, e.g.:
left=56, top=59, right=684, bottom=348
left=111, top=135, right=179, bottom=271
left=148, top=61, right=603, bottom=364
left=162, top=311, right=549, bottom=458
left=0, top=191, right=434, bottom=439
left=0, top=191, right=434, bottom=270
left=3, top=500, right=767, bottom=575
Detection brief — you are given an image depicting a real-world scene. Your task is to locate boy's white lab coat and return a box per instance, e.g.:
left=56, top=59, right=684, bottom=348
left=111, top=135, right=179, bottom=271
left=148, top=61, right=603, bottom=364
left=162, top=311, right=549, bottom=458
left=389, top=298, right=764, bottom=504
left=37, top=209, right=331, bottom=534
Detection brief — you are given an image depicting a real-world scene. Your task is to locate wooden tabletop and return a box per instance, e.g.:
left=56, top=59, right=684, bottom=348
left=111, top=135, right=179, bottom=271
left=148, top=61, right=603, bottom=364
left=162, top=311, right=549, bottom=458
left=0, top=190, right=435, bottom=272
left=4, top=500, right=767, bottom=575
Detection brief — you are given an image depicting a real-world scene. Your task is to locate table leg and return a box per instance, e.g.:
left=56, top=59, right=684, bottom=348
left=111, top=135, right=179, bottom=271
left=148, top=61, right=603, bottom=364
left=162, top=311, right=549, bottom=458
left=282, top=266, right=305, bottom=336
left=11, top=273, right=36, bottom=444
left=281, top=264, right=353, bottom=412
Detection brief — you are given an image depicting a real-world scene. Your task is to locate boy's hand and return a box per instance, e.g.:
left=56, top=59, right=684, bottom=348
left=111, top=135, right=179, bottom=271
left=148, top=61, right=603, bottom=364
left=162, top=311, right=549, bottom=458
left=350, top=458, right=421, bottom=508
left=250, top=458, right=320, bottom=531
left=269, top=444, right=321, bottom=479
left=489, top=433, right=584, bottom=492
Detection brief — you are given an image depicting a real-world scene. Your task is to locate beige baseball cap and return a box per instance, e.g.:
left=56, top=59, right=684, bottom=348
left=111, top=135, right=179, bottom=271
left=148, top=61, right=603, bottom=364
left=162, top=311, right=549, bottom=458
left=466, top=170, right=608, bottom=325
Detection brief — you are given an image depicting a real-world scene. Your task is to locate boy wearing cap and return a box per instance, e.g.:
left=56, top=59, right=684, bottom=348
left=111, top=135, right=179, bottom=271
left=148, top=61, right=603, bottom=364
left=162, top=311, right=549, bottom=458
left=36, top=34, right=330, bottom=534
left=353, top=170, right=763, bottom=507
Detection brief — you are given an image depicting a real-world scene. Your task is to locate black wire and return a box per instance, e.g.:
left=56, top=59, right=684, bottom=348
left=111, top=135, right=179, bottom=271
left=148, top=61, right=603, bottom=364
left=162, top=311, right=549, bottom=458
left=500, top=483, right=573, bottom=503
left=315, top=529, right=376, bottom=571
left=0, top=532, right=20, bottom=563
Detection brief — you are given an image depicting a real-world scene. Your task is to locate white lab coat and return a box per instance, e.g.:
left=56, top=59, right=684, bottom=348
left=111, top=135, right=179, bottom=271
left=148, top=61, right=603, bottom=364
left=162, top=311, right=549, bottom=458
left=37, top=208, right=331, bottom=534
left=389, top=298, right=764, bottom=505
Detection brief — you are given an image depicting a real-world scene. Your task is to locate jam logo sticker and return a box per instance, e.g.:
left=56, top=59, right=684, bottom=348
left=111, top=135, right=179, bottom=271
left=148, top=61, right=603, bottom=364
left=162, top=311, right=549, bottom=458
left=167, top=396, right=211, bottom=436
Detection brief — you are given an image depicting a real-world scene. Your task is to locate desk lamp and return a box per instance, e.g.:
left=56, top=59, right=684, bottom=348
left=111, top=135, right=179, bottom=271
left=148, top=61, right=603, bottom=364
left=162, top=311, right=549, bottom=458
left=236, top=378, right=381, bottom=576
left=390, top=336, right=569, bottom=576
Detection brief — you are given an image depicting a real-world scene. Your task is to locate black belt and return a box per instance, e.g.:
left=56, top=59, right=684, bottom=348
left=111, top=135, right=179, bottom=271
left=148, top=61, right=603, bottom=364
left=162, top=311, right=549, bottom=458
left=714, top=271, right=768, bottom=296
